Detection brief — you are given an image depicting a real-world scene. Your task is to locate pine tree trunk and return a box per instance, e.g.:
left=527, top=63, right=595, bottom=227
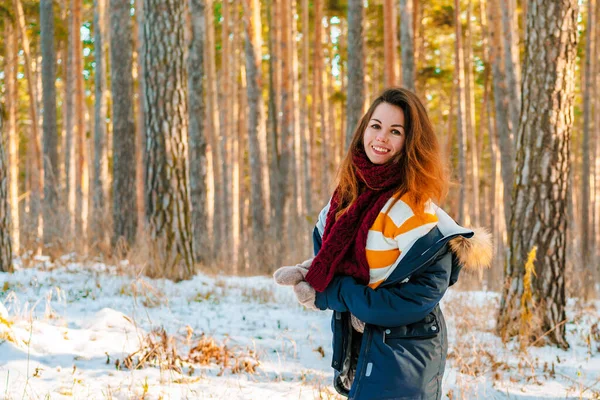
left=242, top=0, right=268, bottom=263
left=497, top=0, right=579, bottom=349
left=486, top=0, right=514, bottom=229
left=205, top=0, right=223, bottom=259
left=110, top=0, right=138, bottom=247
left=188, top=0, right=208, bottom=264
left=92, top=0, right=109, bottom=247
left=0, top=103, right=13, bottom=272
left=384, top=0, right=397, bottom=87
left=500, top=0, right=521, bottom=135
left=399, top=0, right=415, bottom=91
left=582, top=0, right=595, bottom=297
left=14, top=0, right=42, bottom=241
left=73, top=0, right=88, bottom=243
left=346, top=0, right=365, bottom=148
left=65, top=1, right=76, bottom=240
left=300, top=0, right=312, bottom=217
left=5, top=22, right=20, bottom=254
left=143, top=0, right=195, bottom=280
left=134, top=0, right=146, bottom=239
left=454, top=0, right=467, bottom=225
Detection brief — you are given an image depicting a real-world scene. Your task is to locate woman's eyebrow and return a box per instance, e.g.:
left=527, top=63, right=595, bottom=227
left=370, top=118, right=404, bottom=128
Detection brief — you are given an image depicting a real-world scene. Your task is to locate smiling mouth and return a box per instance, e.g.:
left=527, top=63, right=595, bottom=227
left=371, top=145, right=390, bottom=154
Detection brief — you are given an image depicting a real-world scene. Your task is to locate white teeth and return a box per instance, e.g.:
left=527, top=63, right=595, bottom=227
left=372, top=146, right=390, bottom=153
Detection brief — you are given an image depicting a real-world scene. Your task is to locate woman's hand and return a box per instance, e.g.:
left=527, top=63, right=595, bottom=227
left=273, top=258, right=317, bottom=310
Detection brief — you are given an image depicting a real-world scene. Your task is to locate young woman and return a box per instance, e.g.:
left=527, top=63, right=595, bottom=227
left=275, top=87, right=492, bottom=400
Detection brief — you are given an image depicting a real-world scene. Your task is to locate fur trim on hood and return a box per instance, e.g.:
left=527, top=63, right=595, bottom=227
left=448, top=227, right=493, bottom=272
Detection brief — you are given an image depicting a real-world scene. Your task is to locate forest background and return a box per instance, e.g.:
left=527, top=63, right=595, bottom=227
left=0, top=0, right=598, bottom=351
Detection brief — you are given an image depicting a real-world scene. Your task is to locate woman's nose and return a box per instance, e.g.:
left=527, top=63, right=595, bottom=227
left=376, top=131, right=388, bottom=142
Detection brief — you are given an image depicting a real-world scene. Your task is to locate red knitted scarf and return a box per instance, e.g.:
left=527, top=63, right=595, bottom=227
left=305, top=148, right=403, bottom=292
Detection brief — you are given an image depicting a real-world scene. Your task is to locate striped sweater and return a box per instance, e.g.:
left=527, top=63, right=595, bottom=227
left=316, top=193, right=439, bottom=289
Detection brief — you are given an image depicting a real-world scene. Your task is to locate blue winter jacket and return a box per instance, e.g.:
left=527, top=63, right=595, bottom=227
left=313, top=206, right=478, bottom=400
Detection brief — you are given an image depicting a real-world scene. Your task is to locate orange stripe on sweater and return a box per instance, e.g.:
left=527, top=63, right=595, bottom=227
left=370, top=213, right=400, bottom=239
left=366, top=248, right=400, bottom=269
left=395, top=213, right=438, bottom=236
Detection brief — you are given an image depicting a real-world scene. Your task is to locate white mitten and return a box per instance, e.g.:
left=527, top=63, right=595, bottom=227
left=273, top=257, right=313, bottom=286
left=293, top=281, right=317, bottom=310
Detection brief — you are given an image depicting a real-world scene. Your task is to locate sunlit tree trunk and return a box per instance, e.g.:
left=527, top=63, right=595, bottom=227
left=486, top=0, right=514, bottom=229
left=0, top=104, right=13, bottom=272
left=582, top=0, right=595, bottom=296
left=188, top=0, right=208, bottom=264
left=300, top=0, right=312, bottom=217
left=454, top=0, right=467, bottom=225
left=110, top=0, right=138, bottom=247
left=92, top=0, right=109, bottom=248
left=14, top=0, right=43, bottom=241
left=242, top=0, right=268, bottom=264
left=399, top=0, right=414, bottom=91
left=384, top=0, right=397, bottom=87
left=134, top=0, right=146, bottom=238
left=498, top=0, right=579, bottom=349
left=5, top=22, right=20, bottom=255
left=143, top=0, right=195, bottom=280
left=346, top=0, right=365, bottom=148
left=500, top=0, right=521, bottom=135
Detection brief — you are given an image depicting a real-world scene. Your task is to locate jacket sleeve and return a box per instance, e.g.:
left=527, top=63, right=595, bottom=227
left=314, top=250, right=452, bottom=327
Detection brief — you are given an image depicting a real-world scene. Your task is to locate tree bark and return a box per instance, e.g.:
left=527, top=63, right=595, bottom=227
left=242, top=0, right=268, bottom=261
left=486, top=0, right=515, bottom=229
left=5, top=22, right=20, bottom=255
left=454, top=0, right=467, bottom=225
left=110, top=0, right=138, bottom=247
left=399, top=0, right=415, bottom=91
left=300, top=0, right=312, bottom=217
left=188, top=0, right=208, bottom=264
left=143, top=0, right=195, bottom=280
left=500, top=0, right=521, bottom=135
left=0, top=103, right=13, bottom=272
left=92, top=0, right=109, bottom=248
left=346, top=0, right=365, bottom=149
left=384, top=0, right=397, bottom=87
left=497, top=0, right=579, bottom=349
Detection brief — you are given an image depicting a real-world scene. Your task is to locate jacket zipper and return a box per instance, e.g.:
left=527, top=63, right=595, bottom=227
left=352, top=326, right=373, bottom=399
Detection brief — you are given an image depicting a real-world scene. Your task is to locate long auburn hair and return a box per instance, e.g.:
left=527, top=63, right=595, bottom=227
left=335, top=87, right=449, bottom=219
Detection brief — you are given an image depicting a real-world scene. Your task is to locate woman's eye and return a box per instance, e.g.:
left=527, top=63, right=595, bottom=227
left=392, top=129, right=402, bottom=136
left=371, top=124, right=380, bottom=129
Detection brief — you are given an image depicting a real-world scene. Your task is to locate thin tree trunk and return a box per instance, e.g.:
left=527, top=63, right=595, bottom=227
left=65, top=2, right=76, bottom=240
left=73, top=0, right=88, bottom=244
left=487, top=0, right=514, bottom=229
left=346, top=0, right=365, bottom=149
left=14, top=0, right=43, bottom=240
left=498, top=0, right=579, bottom=349
left=134, top=0, right=146, bottom=239
left=399, top=0, right=415, bottom=91
left=301, top=0, right=312, bottom=217
left=384, top=0, right=397, bottom=87
left=5, top=22, right=20, bottom=255
left=582, top=0, right=595, bottom=296
left=110, top=0, right=138, bottom=247
left=242, top=0, right=268, bottom=266
left=92, top=0, right=109, bottom=248
left=188, top=0, right=208, bottom=265
left=0, top=101, right=13, bottom=272
left=500, top=0, right=521, bottom=135
left=454, top=0, right=467, bottom=225
left=143, top=0, right=194, bottom=280
left=205, top=0, right=223, bottom=259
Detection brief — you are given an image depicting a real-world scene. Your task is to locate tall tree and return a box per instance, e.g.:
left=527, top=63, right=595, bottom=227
left=40, top=0, right=59, bottom=247
left=399, top=0, right=415, bottom=90
left=110, top=0, right=137, bottom=247
left=345, top=0, right=365, bottom=148
left=581, top=0, right=595, bottom=282
left=143, top=0, right=195, bottom=280
left=242, top=0, right=268, bottom=261
left=300, top=0, right=312, bottom=217
left=92, top=0, right=109, bottom=247
left=188, top=0, right=208, bottom=264
left=498, top=0, right=579, bottom=349
left=0, top=104, right=13, bottom=273
left=4, top=21, right=20, bottom=254
left=384, top=0, right=397, bottom=86
left=486, top=0, right=515, bottom=229
left=500, top=0, right=521, bottom=134
left=14, top=0, right=43, bottom=238
left=454, top=0, right=467, bottom=224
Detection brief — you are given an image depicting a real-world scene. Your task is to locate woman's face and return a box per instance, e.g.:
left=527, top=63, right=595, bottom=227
left=363, top=102, right=406, bottom=164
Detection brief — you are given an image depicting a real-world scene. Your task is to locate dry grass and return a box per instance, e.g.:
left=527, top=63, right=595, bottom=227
left=116, top=327, right=260, bottom=377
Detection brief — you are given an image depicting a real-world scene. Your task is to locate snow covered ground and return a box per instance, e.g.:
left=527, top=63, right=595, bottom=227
left=1, top=257, right=599, bottom=399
